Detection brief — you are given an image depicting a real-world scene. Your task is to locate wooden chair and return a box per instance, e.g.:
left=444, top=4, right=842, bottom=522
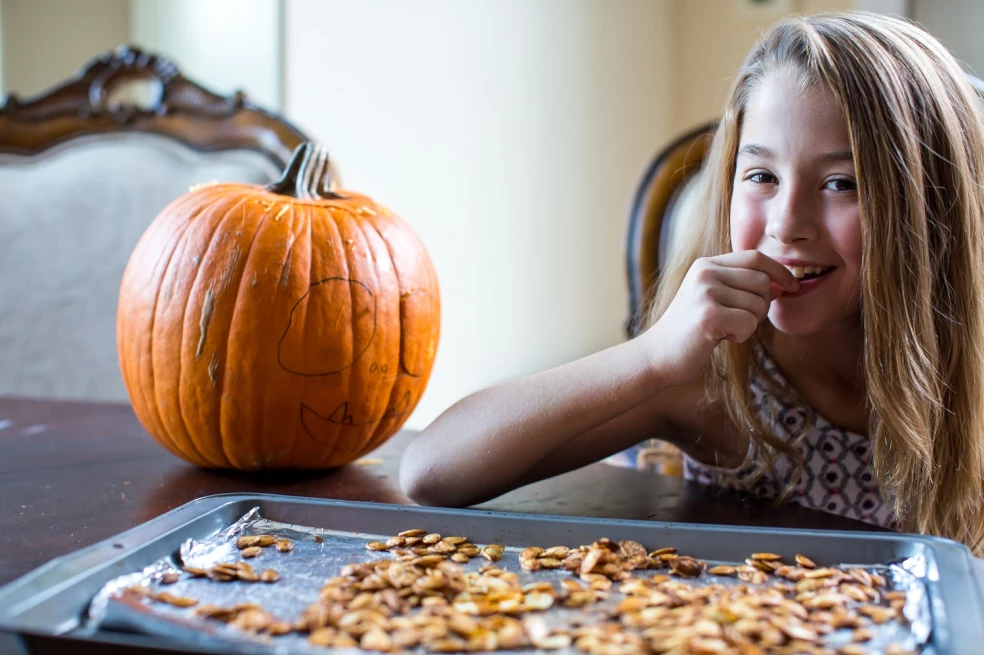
left=606, top=121, right=717, bottom=476
left=624, top=121, right=717, bottom=339
left=0, top=45, right=321, bottom=402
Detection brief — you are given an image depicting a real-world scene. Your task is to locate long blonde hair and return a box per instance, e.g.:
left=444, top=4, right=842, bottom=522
left=649, top=12, right=984, bottom=554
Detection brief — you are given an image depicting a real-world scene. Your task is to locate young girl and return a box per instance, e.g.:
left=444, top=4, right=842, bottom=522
left=400, top=11, right=984, bottom=556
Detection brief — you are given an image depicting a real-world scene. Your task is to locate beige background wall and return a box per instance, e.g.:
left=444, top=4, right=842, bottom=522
left=0, top=0, right=282, bottom=108
left=667, top=0, right=854, bottom=135
left=913, top=0, right=984, bottom=78
left=0, top=0, right=129, bottom=97
left=130, top=0, right=283, bottom=110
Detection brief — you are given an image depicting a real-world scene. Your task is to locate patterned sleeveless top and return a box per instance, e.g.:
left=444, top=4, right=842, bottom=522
left=609, top=346, right=897, bottom=530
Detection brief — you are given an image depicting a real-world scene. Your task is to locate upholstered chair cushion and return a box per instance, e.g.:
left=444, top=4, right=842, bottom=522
left=0, top=133, right=281, bottom=400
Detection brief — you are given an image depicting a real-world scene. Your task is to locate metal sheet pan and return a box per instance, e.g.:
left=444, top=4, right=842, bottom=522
left=0, top=493, right=982, bottom=654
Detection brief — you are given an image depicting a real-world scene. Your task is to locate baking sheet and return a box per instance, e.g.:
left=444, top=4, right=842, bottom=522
left=88, top=507, right=933, bottom=654
left=2, top=495, right=982, bottom=654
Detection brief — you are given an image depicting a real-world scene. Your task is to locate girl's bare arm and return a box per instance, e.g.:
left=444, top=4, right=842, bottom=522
left=398, top=337, right=680, bottom=507
left=399, top=251, right=798, bottom=507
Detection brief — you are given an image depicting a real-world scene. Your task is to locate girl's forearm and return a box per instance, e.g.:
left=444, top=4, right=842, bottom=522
left=398, top=336, right=673, bottom=507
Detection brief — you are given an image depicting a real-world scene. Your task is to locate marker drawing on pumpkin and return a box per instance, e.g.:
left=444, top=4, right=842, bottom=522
left=299, top=391, right=414, bottom=448
left=277, top=276, right=377, bottom=376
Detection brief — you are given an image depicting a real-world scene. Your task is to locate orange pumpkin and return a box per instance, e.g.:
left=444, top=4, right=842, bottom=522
left=117, top=143, right=440, bottom=469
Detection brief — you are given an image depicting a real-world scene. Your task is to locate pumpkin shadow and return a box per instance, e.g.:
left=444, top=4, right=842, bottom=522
left=139, top=460, right=409, bottom=524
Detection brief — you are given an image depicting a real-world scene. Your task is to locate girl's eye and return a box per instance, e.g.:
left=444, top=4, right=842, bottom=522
left=825, top=177, right=857, bottom=192
left=748, top=172, right=777, bottom=184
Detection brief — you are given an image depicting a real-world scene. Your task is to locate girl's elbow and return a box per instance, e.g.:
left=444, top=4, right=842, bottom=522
left=399, top=453, right=456, bottom=507
left=399, top=470, right=441, bottom=506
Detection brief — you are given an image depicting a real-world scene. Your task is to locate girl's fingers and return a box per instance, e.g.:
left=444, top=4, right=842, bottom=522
left=709, top=286, right=771, bottom=319
left=718, top=307, right=761, bottom=343
left=714, top=250, right=800, bottom=292
left=714, top=267, right=774, bottom=303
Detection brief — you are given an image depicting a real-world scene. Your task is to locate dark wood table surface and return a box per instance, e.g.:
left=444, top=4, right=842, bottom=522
left=0, top=395, right=885, bottom=589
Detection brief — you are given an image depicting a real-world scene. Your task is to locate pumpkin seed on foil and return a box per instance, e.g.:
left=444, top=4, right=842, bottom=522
left=236, top=535, right=261, bottom=549
left=750, top=552, right=783, bottom=562
left=149, top=591, right=198, bottom=607
left=160, top=572, right=180, bottom=585
left=480, top=544, right=504, bottom=562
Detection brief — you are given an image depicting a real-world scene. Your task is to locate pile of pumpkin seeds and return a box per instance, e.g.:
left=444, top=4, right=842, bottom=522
left=127, top=528, right=917, bottom=655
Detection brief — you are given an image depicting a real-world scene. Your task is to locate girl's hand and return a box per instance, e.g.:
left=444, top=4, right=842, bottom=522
left=642, top=250, right=799, bottom=386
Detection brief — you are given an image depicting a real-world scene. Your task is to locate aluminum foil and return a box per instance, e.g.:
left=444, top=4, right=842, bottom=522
left=86, top=508, right=935, bottom=654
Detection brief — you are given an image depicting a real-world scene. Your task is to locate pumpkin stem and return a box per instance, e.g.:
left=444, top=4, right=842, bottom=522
left=266, top=142, right=343, bottom=200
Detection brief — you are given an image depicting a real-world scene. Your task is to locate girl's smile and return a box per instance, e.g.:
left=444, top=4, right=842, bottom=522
left=779, top=267, right=836, bottom=297
left=777, top=260, right=837, bottom=297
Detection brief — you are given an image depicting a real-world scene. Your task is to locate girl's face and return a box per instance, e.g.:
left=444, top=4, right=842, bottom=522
left=730, top=70, right=862, bottom=336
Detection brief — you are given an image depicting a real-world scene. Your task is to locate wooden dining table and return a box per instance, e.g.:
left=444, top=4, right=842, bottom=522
left=0, top=395, right=891, bottom=591
left=8, top=394, right=984, bottom=655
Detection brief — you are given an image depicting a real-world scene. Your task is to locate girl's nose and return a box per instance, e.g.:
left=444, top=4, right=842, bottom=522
left=765, top=184, right=819, bottom=245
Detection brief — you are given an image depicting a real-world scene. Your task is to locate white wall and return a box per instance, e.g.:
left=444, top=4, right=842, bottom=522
left=669, top=0, right=854, bottom=134
left=854, top=0, right=909, bottom=15
left=0, top=3, right=4, bottom=94
left=284, top=0, right=673, bottom=429
left=913, top=0, right=984, bottom=78
left=0, top=0, right=129, bottom=97
left=130, top=0, right=282, bottom=110
left=0, top=0, right=282, bottom=109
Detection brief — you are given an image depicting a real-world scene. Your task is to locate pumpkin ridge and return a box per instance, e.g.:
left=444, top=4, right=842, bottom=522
left=119, top=193, right=182, bottom=433
left=375, top=210, right=441, bottom=434
left=149, top=191, right=232, bottom=467
left=362, top=217, right=409, bottom=452
left=338, top=210, right=381, bottom=464
left=365, top=211, right=440, bottom=381
left=308, top=203, right=353, bottom=466
left=280, top=200, right=303, bottom=466
left=218, top=195, right=275, bottom=468
left=176, top=194, right=250, bottom=467
left=275, top=211, right=296, bottom=290
left=124, top=201, right=201, bottom=464
left=305, top=203, right=379, bottom=466
left=398, top=291, right=426, bottom=378
left=205, top=194, right=255, bottom=468
left=283, top=202, right=320, bottom=465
